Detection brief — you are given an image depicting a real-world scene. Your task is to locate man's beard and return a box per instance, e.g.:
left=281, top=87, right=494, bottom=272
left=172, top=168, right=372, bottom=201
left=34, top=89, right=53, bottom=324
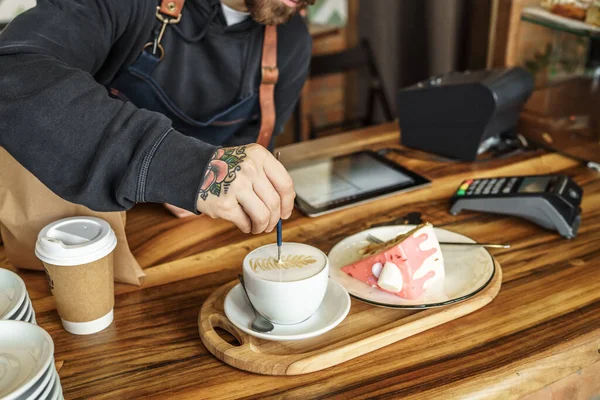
left=245, top=0, right=311, bottom=25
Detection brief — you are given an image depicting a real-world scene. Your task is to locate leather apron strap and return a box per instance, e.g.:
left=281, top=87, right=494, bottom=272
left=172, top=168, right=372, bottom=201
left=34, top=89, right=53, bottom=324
left=159, top=0, right=185, bottom=19
left=256, top=25, right=279, bottom=148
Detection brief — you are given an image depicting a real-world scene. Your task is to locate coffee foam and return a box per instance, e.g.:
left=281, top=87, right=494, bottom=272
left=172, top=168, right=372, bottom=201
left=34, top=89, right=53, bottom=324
left=245, top=243, right=327, bottom=282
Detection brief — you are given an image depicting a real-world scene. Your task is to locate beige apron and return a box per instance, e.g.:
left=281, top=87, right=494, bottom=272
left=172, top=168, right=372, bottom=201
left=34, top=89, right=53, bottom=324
left=0, top=147, right=145, bottom=285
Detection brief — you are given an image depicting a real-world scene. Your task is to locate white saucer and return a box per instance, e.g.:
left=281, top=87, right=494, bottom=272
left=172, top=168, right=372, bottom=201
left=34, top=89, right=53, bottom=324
left=0, top=269, right=27, bottom=320
left=0, top=321, right=55, bottom=400
left=22, top=300, right=36, bottom=324
left=48, top=369, right=62, bottom=400
left=224, top=279, right=350, bottom=342
left=18, top=359, right=54, bottom=400
left=8, top=295, right=28, bottom=321
left=30, top=367, right=56, bottom=400
left=329, top=225, right=496, bottom=309
left=22, top=304, right=33, bottom=324
left=12, top=294, right=32, bottom=321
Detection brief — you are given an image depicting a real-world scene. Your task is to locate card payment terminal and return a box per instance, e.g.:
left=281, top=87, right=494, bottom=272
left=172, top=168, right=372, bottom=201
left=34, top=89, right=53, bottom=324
left=449, top=175, right=582, bottom=238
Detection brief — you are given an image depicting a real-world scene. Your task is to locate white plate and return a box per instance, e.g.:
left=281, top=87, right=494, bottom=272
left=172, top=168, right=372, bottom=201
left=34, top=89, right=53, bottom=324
left=36, top=368, right=57, bottom=400
left=48, top=369, right=62, bottom=400
left=0, top=321, right=54, bottom=400
left=0, top=269, right=27, bottom=320
left=19, top=360, right=54, bottom=400
left=54, top=370, right=64, bottom=400
left=224, top=279, right=350, bottom=341
left=8, top=295, right=29, bottom=321
left=21, top=304, right=33, bottom=324
left=13, top=296, right=32, bottom=322
left=329, top=225, right=496, bottom=309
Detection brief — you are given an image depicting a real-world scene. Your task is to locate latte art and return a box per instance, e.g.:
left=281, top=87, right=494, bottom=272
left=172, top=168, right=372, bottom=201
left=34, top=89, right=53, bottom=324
left=250, top=255, right=317, bottom=272
left=245, top=243, right=326, bottom=282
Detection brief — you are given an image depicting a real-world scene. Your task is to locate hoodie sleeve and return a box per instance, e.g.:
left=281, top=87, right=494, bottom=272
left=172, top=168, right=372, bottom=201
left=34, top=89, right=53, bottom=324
left=0, top=0, right=217, bottom=213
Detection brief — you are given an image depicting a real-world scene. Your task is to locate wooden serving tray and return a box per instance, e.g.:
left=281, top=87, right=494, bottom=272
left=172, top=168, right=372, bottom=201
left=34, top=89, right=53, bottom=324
left=198, top=262, right=502, bottom=376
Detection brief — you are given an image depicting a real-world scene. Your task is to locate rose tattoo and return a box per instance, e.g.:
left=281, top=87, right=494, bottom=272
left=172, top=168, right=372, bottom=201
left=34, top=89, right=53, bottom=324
left=199, top=146, right=247, bottom=201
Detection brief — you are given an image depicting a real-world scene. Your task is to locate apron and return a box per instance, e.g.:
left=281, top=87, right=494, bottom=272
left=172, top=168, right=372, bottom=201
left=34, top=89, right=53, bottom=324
left=0, top=147, right=146, bottom=285
left=109, top=50, right=260, bottom=147
left=0, top=0, right=279, bottom=285
left=110, top=0, right=278, bottom=148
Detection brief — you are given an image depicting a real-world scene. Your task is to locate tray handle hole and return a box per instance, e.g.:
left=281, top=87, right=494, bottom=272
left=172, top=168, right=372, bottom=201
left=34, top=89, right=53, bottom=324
left=210, top=314, right=244, bottom=347
left=214, top=327, right=242, bottom=347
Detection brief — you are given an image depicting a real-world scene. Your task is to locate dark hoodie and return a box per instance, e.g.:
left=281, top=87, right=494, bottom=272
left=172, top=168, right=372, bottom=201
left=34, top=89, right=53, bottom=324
left=0, top=0, right=311, bottom=213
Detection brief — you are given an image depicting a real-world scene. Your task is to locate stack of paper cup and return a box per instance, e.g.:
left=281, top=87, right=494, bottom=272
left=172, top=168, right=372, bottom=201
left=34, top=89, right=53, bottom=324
left=0, top=268, right=37, bottom=324
left=35, top=217, right=117, bottom=335
left=0, top=320, right=64, bottom=400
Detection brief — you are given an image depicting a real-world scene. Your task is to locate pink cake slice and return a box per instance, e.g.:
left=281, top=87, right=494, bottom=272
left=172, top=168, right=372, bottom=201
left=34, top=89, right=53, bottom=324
left=342, top=223, right=445, bottom=300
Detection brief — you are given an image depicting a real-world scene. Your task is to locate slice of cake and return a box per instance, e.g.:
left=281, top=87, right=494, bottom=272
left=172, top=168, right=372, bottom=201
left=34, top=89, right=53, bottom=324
left=342, top=223, right=444, bottom=300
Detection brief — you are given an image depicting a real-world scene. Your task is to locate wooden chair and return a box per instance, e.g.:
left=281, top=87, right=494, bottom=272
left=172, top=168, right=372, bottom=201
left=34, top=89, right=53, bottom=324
left=300, top=38, right=395, bottom=140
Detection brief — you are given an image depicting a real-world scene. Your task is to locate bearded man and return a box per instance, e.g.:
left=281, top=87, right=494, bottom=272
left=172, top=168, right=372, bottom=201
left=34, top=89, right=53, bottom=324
left=0, top=0, right=314, bottom=235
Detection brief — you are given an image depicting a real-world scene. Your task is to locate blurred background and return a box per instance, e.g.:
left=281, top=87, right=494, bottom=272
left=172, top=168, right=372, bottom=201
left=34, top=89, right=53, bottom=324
left=2, top=0, right=598, bottom=145
left=294, top=0, right=599, bottom=146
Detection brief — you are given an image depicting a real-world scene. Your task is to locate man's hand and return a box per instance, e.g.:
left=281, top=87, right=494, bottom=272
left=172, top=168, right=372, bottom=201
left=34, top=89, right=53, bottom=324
left=164, top=203, right=197, bottom=218
left=196, top=144, right=295, bottom=234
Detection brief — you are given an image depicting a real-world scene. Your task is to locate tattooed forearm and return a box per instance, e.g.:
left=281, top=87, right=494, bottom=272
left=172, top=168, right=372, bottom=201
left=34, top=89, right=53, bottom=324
left=199, top=146, right=247, bottom=201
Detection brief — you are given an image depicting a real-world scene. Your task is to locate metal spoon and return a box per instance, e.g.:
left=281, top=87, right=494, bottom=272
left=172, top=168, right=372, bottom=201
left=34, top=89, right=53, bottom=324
left=366, top=234, right=510, bottom=249
left=237, top=274, right=274, bottom=333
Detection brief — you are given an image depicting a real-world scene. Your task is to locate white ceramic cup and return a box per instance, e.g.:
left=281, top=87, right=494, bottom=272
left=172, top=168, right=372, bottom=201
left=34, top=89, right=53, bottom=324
left=242, top=242, right=329, bottom=325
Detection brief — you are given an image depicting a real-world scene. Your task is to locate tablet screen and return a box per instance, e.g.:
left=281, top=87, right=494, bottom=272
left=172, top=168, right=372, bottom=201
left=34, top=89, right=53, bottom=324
left=288, top=151, right=430, bottom=215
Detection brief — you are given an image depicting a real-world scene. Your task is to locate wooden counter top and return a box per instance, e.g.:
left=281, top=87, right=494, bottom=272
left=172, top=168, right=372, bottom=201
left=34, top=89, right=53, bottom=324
left=2, top=122, right=600, bottom=399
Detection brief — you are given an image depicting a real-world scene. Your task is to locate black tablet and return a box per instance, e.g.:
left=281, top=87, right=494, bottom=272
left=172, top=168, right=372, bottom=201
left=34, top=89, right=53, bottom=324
left=288, top=150, right=430, bottom=217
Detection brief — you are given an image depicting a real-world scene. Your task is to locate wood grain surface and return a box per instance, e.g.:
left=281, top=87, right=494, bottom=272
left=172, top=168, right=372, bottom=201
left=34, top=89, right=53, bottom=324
left=2, top=122, right=600, bottom=399
left=199, top=264, right=501, bottom=376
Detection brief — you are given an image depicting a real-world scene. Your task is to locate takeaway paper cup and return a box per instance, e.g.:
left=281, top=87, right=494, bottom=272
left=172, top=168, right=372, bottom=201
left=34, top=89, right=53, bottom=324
left=35, top=217, right=117, bottom=335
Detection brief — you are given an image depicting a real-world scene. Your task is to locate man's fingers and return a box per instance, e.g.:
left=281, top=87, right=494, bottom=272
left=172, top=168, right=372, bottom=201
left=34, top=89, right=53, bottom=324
left=263, top=156, right=295, bottom=219
left=237, top=191, right=271, bottom=234
left=223, top=205, right=252, bottom=234
left=253, top=172, right=281, bottom=232
left=164, top=203, right=196, bottom=218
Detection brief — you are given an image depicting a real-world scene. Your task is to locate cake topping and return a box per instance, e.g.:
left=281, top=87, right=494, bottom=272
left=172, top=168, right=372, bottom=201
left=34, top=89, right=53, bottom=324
left=342, top=223, right=445, bottom=300
left=377, top=262, right=404, bottom=292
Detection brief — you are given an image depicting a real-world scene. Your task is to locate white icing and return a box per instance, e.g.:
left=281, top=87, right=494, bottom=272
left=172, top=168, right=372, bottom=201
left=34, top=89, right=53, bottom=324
left=377, top=262, right=404, bottom=292
left=410, top=225, right=445, bottom=289
left=371, top=262, right=383, bottom=278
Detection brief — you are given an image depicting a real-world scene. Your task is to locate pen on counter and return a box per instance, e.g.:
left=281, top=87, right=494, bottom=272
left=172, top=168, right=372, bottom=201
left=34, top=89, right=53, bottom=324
left=276, top=151, right=283, bottom=262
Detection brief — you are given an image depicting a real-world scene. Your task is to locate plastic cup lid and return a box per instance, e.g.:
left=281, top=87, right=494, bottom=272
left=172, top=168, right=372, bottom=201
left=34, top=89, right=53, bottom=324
left=34, top=217, right=117, bottom=266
